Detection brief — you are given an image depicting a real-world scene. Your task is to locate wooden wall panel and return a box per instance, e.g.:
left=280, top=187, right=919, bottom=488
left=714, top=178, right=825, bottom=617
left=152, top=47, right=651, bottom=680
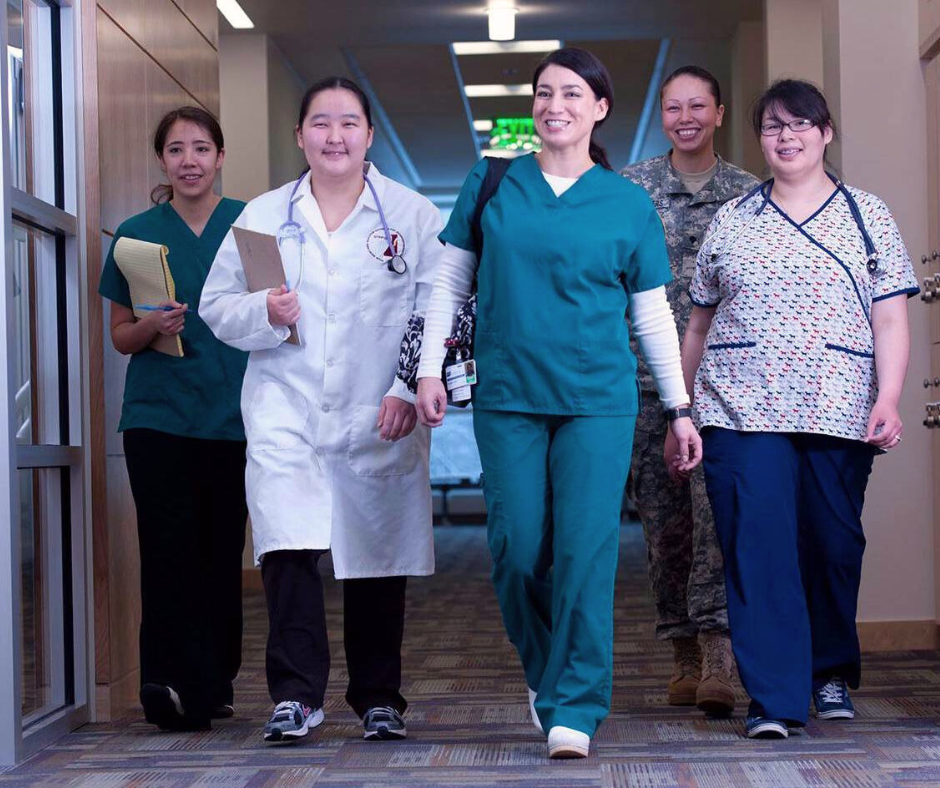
left=96, top=12, right=149, bottom=234
left=92, top=0, right=220, bottom=719
left=176, top=0, right=218, bottom=49
left=98, top=0, right=219, bottom=114
left=144, top=0, right=219, bottom=113
left=106, top=457, right=140, bottom=686
left=144, top=62, right=192, bottom=197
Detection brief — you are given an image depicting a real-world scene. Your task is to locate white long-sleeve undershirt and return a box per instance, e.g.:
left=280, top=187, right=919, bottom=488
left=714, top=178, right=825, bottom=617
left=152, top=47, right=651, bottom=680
left=416, top=243, right=689, bottom=409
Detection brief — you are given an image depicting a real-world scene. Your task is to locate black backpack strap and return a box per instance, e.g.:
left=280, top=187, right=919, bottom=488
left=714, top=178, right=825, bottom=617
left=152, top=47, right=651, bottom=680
left=470, top=157, right=511, bottom=261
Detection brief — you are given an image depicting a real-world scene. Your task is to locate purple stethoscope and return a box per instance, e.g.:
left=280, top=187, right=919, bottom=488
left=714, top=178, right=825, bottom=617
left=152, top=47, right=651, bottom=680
left=276, top=166, right=407, bottom=290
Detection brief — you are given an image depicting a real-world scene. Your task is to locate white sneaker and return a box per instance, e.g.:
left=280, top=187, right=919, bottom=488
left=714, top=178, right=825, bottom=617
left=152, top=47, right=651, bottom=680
left=547, top=725, right=590, bottom=758
left=528, top=688, right=543, bottom=734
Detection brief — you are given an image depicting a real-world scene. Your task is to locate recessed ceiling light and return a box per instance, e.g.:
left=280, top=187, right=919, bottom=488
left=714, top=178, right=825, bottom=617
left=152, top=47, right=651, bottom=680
left=464, top=84, right=533, bottom=98
left=452, top=40, right=561, bottom=56
left=487, top=1, right=517, bottom=42
left=217, top=0, right=254, bottom=29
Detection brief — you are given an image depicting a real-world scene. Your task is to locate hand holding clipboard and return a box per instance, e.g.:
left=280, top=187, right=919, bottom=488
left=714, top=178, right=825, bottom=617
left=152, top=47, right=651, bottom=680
left=231, top=226, right=300, bottom=345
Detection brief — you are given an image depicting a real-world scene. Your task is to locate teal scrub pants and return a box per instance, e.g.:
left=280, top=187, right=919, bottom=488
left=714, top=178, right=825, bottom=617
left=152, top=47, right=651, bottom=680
left=473, top=409, right=636, bottom=736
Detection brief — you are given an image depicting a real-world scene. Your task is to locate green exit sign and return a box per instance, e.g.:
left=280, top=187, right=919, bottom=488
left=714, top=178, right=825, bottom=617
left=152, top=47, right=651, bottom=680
left=488, top=117, right=541, bottom=151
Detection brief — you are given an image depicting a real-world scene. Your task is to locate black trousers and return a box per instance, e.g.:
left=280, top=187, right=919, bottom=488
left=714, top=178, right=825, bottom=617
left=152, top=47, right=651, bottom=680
left=261, top=549, right=407, bottom=718
left=123, top=428, right=248, bottom=721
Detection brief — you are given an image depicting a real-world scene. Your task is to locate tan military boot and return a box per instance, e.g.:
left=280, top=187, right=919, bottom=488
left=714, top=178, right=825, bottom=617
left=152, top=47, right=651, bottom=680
left=696, top=631, right=736, bottom=716
left=667, top=637, right=701, bottom=706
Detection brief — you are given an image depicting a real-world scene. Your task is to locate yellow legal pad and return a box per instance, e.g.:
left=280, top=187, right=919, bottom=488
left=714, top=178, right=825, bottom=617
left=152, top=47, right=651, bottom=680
left=113, top=237, right=184, bottom=357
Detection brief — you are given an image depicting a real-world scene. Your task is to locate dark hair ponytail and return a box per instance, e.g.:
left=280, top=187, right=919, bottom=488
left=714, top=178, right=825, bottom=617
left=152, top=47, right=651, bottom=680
left=150, top=106, right=224, bottom=204
left=532, top=47, right=614, bottom=170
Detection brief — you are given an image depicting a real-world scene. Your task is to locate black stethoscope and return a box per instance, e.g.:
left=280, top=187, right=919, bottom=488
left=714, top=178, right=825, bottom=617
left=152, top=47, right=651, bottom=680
left=729, top=173, right=883, bottom=277
left=276, top=166, right=407, bottom=290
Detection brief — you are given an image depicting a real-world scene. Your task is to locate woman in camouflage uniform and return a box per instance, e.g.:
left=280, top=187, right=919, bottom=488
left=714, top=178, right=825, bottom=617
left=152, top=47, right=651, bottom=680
left=621, top=66, right=759, bottom=716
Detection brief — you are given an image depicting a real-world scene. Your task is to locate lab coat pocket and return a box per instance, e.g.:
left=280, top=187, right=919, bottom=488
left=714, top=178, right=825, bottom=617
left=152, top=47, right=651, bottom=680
left=245, top=381, right=309, bottom=451
left=359, top=268, right=411, bottom=327
left=348, top=405, right=418, bottom=476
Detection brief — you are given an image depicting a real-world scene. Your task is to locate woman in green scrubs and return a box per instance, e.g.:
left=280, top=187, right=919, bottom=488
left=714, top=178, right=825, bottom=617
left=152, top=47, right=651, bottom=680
left=416, top=48, right=701, bottom=758
left=98, top=107, right=248, bottom=731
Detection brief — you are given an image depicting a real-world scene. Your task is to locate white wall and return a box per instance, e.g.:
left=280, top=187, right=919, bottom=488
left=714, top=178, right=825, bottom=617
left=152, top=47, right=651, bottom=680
left=266, top=40, right=306, bottom=189
left=730, top=20, right=766, bottom=177
left=765, top=0, right=824, bottom=84
left=823, top=0, right=935, bottom=623
left=218, top=34, right=269, bottom=203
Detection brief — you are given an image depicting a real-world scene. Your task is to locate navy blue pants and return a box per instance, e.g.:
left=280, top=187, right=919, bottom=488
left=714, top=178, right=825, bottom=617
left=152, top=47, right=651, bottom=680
left=701, top=428, right=875, bottom=724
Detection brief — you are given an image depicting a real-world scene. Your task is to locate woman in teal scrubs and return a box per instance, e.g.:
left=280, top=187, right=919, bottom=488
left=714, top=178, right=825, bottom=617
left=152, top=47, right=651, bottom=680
left=416, top=48, right=701, bottom=758
left=98, top=107, right=248, bottom=731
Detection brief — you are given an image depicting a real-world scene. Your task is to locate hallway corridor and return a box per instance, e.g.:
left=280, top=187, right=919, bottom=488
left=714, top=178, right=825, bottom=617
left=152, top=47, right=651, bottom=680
left=4, top=525, right=940, bottom=787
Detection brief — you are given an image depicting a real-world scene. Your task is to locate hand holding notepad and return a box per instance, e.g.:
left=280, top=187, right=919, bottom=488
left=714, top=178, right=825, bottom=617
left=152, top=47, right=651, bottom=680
left=113, top=237, right=185, bottom=357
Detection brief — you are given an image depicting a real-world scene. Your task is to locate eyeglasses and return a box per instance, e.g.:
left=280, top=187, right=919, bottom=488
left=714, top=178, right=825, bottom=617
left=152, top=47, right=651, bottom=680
left=760, top=118, right=816, bottom=136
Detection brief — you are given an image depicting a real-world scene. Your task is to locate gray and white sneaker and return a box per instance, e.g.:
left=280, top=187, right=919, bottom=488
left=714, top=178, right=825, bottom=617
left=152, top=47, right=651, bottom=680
left=362, top=706, right=407, bottom=740
left=263, top=701, right=324, bottom=743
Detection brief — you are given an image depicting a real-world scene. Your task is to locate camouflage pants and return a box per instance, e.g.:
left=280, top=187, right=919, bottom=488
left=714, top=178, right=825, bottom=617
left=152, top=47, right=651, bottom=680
left=629, top=392, right=729, bottom=640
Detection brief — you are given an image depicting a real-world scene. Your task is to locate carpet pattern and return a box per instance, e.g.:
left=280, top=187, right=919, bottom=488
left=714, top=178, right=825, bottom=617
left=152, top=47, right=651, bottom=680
left=4, top=525, right=940, bottom=787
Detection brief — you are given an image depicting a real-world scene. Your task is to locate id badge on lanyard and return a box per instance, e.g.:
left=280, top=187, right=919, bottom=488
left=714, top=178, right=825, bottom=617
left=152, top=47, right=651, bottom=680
left=445, top=358, right=477, bottom=403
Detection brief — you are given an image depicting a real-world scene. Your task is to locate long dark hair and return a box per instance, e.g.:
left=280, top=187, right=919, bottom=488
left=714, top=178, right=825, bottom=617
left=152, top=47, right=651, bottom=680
left=150, top=106, right=224, bottom=204
left=531, top=47, right=614, bottom=170
left=660, top=65, right=721, bottom=107
left=297, top=76, right=373, bottom=129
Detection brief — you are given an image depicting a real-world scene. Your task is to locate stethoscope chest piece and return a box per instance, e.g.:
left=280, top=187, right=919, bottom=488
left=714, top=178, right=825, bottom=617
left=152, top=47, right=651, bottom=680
left=387, top=254, right=407, bottom=275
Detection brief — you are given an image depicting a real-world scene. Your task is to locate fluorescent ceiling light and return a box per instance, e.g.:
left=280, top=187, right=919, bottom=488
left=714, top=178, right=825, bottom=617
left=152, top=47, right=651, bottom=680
left=487, top=3, right=517, bottom=41
left=217, top=0, right=254, bottom=29
left=452, top=40, right=561, bottom=56
left=465, top=84, right=533, bottom=98
left=473, top=119, right=494, bottom=132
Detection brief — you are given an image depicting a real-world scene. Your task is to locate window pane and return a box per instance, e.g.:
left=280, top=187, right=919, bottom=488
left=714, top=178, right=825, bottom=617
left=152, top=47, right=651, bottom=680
left=6, top=0, right=58, bottom=204
left=12, top=220, right=63, bottom=446
left=19, top=467, right=67, bottom=722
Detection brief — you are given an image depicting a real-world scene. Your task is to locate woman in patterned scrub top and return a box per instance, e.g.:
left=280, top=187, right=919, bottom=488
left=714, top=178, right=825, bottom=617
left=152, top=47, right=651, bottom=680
left=681, top=79, right=919, bottom=740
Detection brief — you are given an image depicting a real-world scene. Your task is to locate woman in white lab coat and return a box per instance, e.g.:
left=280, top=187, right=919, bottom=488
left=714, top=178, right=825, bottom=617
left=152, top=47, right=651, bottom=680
left=200, top=76, right=442, bottom=745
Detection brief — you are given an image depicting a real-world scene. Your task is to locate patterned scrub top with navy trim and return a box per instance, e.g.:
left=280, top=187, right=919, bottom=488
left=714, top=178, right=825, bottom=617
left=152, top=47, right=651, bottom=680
left=689, top=182, right=919, bottom=442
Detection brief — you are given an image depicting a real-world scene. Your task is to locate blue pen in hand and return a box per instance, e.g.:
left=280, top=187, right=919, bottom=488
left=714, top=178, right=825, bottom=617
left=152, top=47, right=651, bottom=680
left=135, top=304, right=175, bottom=311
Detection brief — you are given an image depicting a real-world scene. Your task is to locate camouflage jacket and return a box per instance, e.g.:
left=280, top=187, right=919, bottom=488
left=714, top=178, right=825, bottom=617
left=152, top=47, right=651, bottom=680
left=621, top=153, right=760, bottom=392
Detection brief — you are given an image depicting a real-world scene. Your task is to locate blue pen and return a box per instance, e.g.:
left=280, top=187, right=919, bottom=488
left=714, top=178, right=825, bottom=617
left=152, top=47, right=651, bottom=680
left=135, top=304, right=175, bottom=311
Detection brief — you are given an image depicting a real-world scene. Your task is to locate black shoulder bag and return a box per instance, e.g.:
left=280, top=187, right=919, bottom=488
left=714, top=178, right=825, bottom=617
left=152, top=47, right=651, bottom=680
left=396, top=157, right=510, bottom=405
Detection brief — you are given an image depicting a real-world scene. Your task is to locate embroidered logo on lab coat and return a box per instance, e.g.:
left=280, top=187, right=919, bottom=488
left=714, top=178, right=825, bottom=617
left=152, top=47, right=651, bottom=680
left=367, top=228, right=405, bottom=261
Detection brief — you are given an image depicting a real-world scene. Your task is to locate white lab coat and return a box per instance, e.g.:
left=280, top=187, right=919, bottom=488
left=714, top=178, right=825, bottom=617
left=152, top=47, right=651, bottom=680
left=200, top=164, right=443, bottom=577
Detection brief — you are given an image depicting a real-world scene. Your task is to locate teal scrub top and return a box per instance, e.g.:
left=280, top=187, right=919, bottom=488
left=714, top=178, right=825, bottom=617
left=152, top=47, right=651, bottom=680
left=441, top=153, right=671, bottom=415
left=98, top=198, right=249, bottom=441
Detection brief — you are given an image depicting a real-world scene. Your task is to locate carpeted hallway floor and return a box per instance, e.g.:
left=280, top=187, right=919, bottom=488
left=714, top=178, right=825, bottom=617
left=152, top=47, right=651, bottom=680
left=4, top=524, right=940, bottom=787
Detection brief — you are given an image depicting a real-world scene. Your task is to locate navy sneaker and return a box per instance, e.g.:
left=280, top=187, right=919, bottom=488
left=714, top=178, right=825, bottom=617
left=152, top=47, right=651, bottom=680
left=363, top=706, right=407, bottom=740
left=263, top=701, right=324, bottom=743
left=813, top=678, right=855, bottom=720
left=746, top=716, right=788, bottom=739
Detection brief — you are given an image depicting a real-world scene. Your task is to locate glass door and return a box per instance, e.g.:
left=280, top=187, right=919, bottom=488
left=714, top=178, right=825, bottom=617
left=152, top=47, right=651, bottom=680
left=1, top=0, right=89, bottom=763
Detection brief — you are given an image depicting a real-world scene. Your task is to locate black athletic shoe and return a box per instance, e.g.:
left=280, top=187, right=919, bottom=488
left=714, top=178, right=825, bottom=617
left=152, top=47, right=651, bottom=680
left=140, top=684, right=210, bottom=731
left=211, top=704, right=235, bottom=719
left=362, top=706, right=407, bottom=740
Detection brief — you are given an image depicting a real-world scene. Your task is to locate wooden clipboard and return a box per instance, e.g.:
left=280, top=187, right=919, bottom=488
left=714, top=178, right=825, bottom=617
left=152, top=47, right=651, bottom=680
left=232, top=226, right=300, bottom=345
